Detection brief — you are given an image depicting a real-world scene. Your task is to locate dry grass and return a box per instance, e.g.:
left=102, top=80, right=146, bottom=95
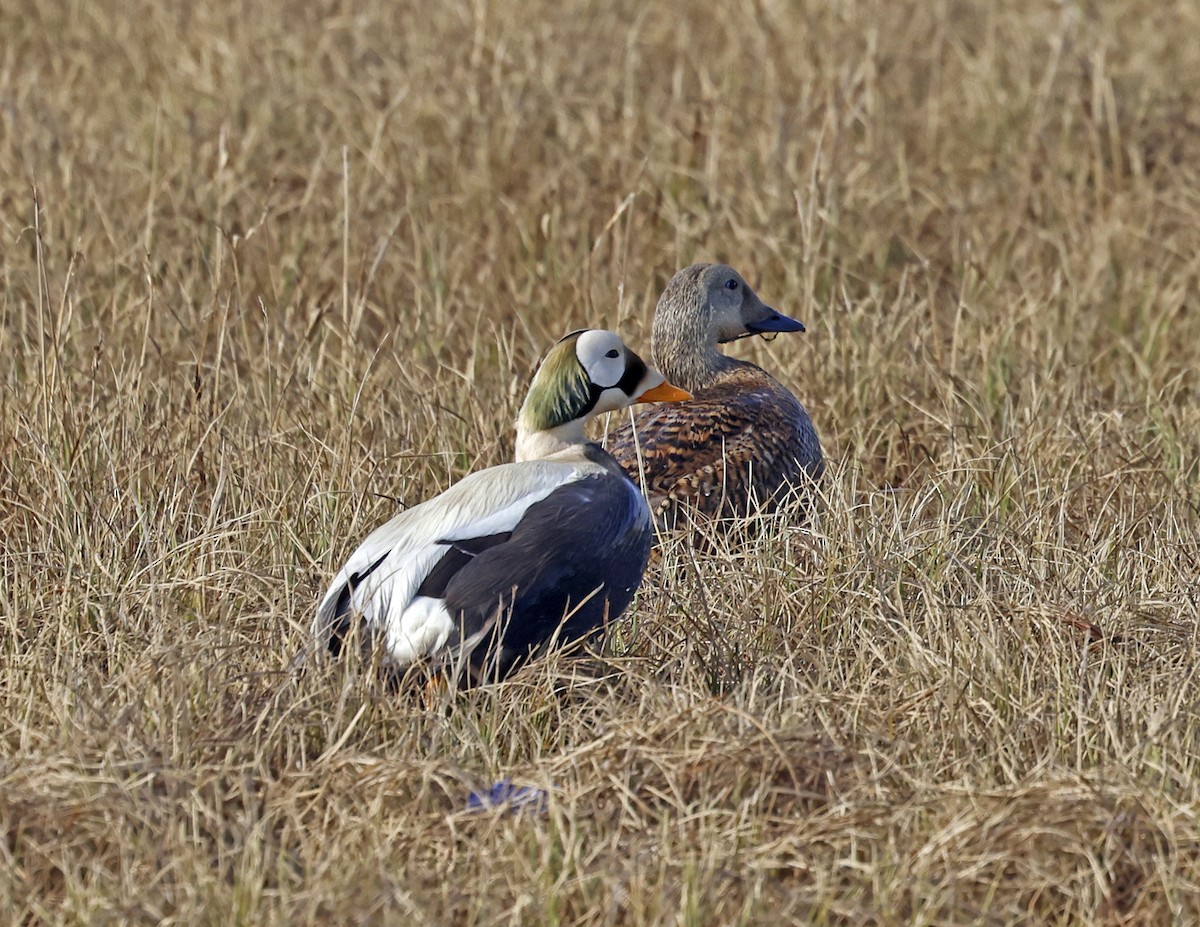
left=3, top=0, right=1200, bottom=922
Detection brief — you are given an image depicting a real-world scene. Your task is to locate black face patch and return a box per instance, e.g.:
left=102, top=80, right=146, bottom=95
left=616, top=352, right=648, bottom=397
left=577, top=355, right=644, bottom=416
left=584, top=381, right=605, bottom=412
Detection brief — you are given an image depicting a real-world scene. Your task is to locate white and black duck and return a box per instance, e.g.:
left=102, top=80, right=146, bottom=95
left=311, top=329, right=691, bottom=685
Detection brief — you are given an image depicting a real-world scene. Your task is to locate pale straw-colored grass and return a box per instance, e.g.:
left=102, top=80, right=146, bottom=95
left=3, top=0, right=1199, bottom=923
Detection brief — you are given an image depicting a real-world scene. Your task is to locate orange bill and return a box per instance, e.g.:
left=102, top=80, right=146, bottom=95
left=636, top=381, right=692, bottom=403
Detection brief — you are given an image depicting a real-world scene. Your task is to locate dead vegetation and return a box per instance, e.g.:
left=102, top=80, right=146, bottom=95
left=3, top=0, right=1200, bottom=922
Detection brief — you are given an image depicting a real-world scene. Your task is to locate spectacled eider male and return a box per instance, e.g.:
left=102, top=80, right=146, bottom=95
left=606, top=264, right=823, bottom=529
left=311, top=330, right=691, bottom=686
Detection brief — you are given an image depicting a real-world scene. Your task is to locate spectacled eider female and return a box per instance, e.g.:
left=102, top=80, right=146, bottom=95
left=606, top=264, right=823, bottom=529
left=311, top=330, right=691, bottom=686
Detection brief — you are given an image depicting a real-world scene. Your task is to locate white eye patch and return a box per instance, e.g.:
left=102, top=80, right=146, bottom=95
left=575, top=329, right=626, bottom=388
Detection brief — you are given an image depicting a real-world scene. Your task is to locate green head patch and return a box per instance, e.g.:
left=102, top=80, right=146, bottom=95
left=519, top=335, right=597, bottom=432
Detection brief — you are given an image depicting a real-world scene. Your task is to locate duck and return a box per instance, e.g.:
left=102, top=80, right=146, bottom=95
left=310, top=329, right=691, bottom=686
left=605, top=264, right=823, bottom=529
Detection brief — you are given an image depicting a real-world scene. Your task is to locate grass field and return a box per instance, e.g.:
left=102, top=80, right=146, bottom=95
left=3, top=0, right=1200, bottom=922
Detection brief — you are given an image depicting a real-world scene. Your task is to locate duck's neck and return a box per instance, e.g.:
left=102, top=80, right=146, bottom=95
left=514, top=418, right=589, bottom=462
left=651, top=316, right=738, bottom=392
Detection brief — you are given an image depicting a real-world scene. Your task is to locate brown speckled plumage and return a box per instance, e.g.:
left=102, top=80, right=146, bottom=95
left=607, top=264, right=823, bottom=528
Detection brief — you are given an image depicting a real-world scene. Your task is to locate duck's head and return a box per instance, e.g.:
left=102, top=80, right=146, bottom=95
left=516, top=329, right=691, bottom=460
left=652, top=264, right=805, bottom=389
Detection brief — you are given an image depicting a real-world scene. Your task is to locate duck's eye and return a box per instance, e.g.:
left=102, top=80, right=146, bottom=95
left=724, top=279, right=739, bottom=290
left=605, top=349, right=620, bottom=359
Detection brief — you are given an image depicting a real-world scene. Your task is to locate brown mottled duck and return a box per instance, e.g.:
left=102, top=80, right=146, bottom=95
left=606, top=264, right=823, bottom=530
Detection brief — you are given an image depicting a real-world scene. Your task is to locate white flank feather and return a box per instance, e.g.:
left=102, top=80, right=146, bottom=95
left=386, top=595, right=454, bottom=664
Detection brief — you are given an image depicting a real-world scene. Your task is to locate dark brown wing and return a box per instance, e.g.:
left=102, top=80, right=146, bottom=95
left=606, top=366, right=823, bottom=526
